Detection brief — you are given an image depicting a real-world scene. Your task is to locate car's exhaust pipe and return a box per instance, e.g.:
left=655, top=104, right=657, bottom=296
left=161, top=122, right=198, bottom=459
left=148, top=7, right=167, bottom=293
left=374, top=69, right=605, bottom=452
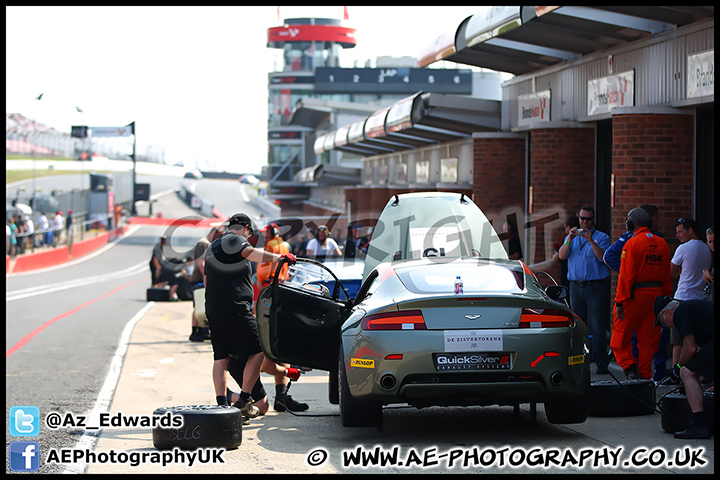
left=550, top=371, right=564, bottom=386
left=380, top=373, right=397, bottom=390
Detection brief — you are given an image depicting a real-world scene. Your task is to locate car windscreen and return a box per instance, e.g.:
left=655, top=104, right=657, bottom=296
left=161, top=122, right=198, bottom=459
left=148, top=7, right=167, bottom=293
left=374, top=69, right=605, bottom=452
left=364, top=193, right=508, bottom=278
left=396, top=263, right=524, bottom=295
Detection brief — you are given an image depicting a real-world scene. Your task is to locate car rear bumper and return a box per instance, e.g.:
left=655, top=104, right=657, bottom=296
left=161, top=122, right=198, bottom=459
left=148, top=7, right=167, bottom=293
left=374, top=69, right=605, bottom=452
left=358, top=368, right=587, bottom=406
left=400, top=381, right=547, bottom=406
left=342, top=333, right=589, bottom=407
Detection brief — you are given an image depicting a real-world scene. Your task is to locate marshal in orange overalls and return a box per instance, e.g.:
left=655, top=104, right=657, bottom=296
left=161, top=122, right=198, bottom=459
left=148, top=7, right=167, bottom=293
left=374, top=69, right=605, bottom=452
left=611, top=227, right=672, bottom=379
left=253, top=234, right=290, bottom=308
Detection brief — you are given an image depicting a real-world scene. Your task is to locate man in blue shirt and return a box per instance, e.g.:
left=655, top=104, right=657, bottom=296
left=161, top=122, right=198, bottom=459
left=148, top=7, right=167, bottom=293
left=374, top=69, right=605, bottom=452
left=558, top=206, right=611, bottom=373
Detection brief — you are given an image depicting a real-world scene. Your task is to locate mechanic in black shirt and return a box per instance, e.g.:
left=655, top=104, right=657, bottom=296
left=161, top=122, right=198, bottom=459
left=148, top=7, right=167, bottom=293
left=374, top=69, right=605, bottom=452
left=654, top=297, right=714, bottom=439
left=204, top=213, right=295, bottom=418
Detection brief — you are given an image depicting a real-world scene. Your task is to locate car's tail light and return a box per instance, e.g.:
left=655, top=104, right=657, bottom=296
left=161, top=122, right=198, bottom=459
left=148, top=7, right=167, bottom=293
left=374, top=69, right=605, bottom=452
left=361, top=310, right=427, bottom=330
left=519, top=308, right=574, bottom=328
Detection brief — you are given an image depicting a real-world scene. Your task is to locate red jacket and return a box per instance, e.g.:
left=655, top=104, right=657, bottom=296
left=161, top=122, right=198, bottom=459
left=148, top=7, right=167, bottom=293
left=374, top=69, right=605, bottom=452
left=615, top=227, right=672, bottom=304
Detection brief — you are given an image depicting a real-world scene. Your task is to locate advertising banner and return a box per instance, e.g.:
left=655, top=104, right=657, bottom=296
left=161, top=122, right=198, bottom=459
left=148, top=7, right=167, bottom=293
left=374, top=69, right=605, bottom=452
left=518, top=90, right=551, bottom=126
left=687, top=50, right=714, bottom=99
left=587, top=70, right=634, bottom=116
left=91, top=126, right=133, bottom=137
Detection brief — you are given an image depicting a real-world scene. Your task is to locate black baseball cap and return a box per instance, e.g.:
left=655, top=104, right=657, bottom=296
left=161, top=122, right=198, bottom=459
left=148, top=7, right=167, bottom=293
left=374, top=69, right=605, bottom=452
left=227, top=213, right=252, bottom=229
left=653, top=295, right=674, bottom=327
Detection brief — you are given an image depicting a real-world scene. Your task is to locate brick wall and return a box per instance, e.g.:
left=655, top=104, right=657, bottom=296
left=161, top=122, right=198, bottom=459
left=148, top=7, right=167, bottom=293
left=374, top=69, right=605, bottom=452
left=472, top=135, right=526, bottom=223
left=611, top=113, right=695, bottom=253
left=528, top=127, right=596, bottom=280
left=609, top=113, right=695, bottom=302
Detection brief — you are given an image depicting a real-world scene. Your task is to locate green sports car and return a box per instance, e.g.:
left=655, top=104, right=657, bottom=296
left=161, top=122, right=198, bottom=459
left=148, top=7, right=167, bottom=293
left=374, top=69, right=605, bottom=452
left=256, top=192, right=590, bottom=428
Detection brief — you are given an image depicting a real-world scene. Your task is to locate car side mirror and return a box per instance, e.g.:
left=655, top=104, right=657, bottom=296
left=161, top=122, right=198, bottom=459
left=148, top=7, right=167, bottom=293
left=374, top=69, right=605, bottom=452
left=545, top=285, right=568, bottom=302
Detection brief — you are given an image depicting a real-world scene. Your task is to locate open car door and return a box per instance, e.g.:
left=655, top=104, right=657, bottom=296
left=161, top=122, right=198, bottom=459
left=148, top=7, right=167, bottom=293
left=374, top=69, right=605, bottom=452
left=256, top=258, right=353, bottom=371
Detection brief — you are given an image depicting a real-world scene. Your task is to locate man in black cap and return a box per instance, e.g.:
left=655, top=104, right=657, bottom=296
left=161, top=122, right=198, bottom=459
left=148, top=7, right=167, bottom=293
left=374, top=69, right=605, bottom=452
left=204, top=213, right=296, bottom=419
left=654, top=296, right=714, bottom=439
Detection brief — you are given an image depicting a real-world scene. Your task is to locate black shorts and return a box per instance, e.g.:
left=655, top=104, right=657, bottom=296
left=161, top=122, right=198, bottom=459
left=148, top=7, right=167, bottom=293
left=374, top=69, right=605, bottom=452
left=207, top=303, right=263, bottom=361
left=156, top=268, right=179, bottom=285
left=150, top=261, right=160, bottom=284
left=684, top=341, right=714, bottom=382
left=228, top=355, right=267, bottom=401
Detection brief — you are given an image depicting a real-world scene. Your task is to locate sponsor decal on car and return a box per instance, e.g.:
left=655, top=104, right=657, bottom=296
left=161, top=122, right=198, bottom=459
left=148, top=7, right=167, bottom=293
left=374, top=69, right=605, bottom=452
left=444, top=329, right=503, bottom=352
left=434, top=352, right=512, bottom=371
left=568, top=354, right=585, bottom=365
left=350, top=358, right=375, bottom=369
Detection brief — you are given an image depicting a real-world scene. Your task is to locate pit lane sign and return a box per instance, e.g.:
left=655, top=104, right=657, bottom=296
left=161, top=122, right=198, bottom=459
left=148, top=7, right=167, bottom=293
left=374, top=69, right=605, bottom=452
left=91, top=125, right=133, bottom=137
left=587, top=70, right=635, bottom=116
left=518, top=90, right=551, bottom=126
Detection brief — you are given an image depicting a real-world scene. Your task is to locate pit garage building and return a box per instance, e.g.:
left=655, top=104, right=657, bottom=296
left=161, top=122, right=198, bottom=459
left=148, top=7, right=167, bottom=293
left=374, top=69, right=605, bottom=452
left=316, top=6, right=714, bottom=280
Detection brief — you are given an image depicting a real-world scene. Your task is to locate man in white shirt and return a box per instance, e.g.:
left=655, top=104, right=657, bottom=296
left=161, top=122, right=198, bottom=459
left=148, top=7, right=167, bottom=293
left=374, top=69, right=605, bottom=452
left=52, top=211, right=66, bottom=246
left=23, top=215, right=34, bottom=251
left=305, top=225, right=341, bottom=262
left=669, top=217, right=712, bottom=366
left=672, top=218, right=712, bottom=301
left=38, top=212, right=51, bottom=246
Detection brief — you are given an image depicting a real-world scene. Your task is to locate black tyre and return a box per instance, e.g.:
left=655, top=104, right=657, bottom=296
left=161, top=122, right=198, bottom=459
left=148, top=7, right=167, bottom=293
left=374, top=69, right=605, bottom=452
left=328, top=362, right=339, bottom=405
left=152, top=405, right=243, bottom=450
left=588, top=379, right=656, bottom=417
left=661, top=391, right=715, bottom=433
left=545, top=370, right=590, bottom=424
left=545, top=395, right=589, bottom=424
left=339, top=348, right=381, bottom=427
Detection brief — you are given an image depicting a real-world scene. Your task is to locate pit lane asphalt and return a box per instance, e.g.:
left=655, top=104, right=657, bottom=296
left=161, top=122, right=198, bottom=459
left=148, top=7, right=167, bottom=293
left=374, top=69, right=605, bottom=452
left=81, top=299, right=714, bottom=474
left=82, top=301, right=340, bottom=474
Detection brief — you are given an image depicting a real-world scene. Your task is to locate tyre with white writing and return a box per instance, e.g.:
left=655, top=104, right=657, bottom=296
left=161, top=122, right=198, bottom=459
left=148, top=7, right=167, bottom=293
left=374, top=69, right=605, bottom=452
left=588, top=379, right=655, bottom=417
left=339, top=347, right=382, bottom=427
left=152, top=405, right=243, bottom=451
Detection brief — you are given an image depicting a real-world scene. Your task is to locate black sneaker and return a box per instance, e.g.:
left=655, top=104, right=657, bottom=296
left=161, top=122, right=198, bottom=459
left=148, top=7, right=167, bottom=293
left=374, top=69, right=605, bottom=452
left=201, top=327, right=211, bottom=340
left=241, top=415, right=251, bottom=426
left=189, top=328, right=204, bottom=342
left=673, top=423, right=712, bottom=439
left=233, top=397, right=260, bottom=418
left=274, top=394, right=309, bottom=412
left=624, top=364, right=642, bottom=380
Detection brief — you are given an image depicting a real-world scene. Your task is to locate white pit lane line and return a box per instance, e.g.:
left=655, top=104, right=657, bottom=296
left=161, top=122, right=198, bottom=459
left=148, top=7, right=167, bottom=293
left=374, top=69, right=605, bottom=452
left=6, top=260, right=148, bottom=301
left=6, top=224, right=143, bottom=278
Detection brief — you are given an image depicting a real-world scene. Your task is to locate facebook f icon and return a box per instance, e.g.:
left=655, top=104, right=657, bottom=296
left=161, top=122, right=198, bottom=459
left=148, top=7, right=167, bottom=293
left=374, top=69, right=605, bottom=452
left=10, top=406, right=40, bottom=436
left=9, top=441, right=41, bottom=472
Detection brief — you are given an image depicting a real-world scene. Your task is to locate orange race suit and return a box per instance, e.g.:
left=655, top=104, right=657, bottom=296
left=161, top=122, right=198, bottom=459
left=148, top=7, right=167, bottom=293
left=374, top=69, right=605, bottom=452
left=611, top=226, right=672, bottom=379
left=253, top=236, right=290, bottom=307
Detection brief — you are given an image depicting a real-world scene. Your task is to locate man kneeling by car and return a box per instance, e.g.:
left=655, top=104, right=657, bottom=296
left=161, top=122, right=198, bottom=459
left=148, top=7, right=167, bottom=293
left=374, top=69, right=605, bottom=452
left=654, top=296, right=714, bottom=439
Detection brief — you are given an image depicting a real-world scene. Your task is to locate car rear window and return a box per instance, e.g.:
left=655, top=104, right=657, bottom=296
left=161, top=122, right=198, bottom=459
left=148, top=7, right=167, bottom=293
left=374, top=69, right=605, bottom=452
left=396, top=263, right=524, bottom=295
